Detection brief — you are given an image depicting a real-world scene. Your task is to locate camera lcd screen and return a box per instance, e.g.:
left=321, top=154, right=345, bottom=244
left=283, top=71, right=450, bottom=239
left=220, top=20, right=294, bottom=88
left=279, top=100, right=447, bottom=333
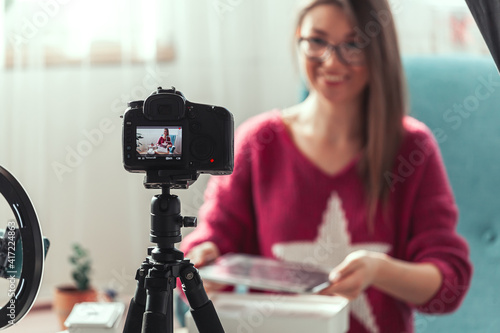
left=136, top=126, right=182, bottom=161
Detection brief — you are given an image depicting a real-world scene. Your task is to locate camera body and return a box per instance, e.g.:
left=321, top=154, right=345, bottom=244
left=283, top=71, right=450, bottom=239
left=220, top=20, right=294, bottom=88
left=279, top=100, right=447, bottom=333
left=122, top=87, right=234, bottom=182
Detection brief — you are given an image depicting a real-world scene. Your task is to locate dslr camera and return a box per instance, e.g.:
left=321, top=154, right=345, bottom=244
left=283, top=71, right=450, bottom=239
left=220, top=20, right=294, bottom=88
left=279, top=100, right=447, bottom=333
left=122, top=87, right=234, bottom=187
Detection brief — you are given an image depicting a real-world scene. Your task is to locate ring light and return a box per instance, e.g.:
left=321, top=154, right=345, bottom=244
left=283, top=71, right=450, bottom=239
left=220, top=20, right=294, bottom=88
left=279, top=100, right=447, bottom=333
left=0, top=166, right=45, bottom=329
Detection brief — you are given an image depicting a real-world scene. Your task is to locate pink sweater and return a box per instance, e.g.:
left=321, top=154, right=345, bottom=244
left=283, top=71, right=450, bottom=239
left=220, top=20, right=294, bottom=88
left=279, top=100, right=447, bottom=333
left=180, top=110, right=472, bottom=333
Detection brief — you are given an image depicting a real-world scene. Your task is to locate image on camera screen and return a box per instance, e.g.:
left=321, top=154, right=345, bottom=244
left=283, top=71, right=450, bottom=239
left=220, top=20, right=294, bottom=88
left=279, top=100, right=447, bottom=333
left=136, top=126, right=182, bottom=160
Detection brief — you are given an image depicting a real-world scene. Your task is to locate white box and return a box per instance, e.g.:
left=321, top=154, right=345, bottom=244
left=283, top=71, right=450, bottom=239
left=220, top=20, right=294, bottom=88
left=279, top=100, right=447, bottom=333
left=64, top=302, right=125, bottom=333
left=186, top=293, right=349, bottom=333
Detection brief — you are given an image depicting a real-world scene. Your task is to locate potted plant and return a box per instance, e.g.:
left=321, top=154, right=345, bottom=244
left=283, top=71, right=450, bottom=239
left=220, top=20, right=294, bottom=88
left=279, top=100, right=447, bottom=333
left=53, top=243, right=98, bottom=329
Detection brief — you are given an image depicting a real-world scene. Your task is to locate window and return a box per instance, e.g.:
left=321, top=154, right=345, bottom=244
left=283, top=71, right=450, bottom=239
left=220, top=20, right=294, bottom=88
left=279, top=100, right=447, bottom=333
left=1, top=0, right=174, bottom=68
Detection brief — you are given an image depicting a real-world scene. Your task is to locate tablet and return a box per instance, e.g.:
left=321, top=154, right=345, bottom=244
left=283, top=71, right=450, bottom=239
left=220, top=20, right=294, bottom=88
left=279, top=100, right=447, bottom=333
left=197, top=253, right=331, bottom=294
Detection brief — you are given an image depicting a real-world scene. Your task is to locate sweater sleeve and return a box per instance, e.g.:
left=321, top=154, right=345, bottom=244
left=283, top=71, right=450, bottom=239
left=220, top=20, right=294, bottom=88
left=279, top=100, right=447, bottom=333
left=403, top=132, right=472, bottom=314
left=180, top=122, right=258, bottom=256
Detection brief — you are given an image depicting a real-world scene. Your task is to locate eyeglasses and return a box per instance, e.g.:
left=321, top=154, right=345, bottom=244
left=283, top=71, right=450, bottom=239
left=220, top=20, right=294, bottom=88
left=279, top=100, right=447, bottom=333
left=298, top=37, right=365, bottom=66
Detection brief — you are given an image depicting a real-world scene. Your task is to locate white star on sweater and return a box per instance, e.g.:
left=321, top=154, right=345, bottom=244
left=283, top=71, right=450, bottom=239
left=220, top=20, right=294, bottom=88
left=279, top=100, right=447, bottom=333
left=272, top=192, right=391, bottom=333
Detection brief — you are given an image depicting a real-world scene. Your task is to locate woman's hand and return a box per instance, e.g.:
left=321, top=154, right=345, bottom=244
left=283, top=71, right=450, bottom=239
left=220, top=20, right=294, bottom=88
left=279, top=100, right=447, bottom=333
left=186, top=241, right=220, bottom=267
left=186, top=241, right=226, bottom=294
left=318, top=250, right=443, bottom=305
left=318, top=250, right=383, bottom=300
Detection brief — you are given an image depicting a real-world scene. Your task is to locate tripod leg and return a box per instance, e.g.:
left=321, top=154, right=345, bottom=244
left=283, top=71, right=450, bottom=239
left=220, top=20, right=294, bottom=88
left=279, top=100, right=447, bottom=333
left=141, top=266, right=176, bottom=333
left=123, top=261, right=151, bottom=333
left=141, top=288, right=173, bottom=333
left=180, top=265, right=225, bottom=333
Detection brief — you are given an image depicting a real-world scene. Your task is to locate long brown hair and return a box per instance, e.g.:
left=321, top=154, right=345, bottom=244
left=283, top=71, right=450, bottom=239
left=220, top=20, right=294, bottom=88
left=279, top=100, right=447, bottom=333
left=296, top=0, right=407, bottom=231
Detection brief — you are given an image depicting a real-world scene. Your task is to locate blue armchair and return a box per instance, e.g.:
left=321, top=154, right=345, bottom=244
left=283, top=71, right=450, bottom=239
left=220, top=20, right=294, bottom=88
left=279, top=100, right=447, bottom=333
left=404, top=56, right=500, bottom=332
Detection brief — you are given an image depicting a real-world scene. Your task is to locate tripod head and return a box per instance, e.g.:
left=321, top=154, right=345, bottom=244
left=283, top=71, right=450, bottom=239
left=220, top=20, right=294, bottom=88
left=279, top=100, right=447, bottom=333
left=144, top=170, right=198, bottom=262
left=148, top=185, right=197, bottom=269
left=150, top=186, right=196, bottom=247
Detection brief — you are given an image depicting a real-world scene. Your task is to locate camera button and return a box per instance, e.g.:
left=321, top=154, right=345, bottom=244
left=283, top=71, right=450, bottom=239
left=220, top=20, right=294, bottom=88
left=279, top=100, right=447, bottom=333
left=190, top=137, right=214, bottom=160
left=190, top=122, right=202, bottom=133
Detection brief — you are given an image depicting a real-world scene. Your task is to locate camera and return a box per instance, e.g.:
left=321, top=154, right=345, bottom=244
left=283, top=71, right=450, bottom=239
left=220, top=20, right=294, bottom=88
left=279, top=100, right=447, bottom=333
left=122, top=87, right=234, bottom=186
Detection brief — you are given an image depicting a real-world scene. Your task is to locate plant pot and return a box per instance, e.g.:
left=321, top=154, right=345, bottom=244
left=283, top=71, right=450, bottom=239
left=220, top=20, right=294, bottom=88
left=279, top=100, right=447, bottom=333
left=53, top=285, right=98, bottom=329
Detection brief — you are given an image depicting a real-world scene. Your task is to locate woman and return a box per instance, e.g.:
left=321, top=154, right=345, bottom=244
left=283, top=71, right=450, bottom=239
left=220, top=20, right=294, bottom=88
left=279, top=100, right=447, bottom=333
left=157, top=128, right=172, bottom=153
left=181, top=1, right=472, bottom=332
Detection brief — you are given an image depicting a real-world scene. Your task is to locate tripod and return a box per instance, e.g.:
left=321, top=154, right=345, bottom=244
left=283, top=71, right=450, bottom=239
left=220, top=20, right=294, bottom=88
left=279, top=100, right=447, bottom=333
left=122, top=182, right=225, bottom=333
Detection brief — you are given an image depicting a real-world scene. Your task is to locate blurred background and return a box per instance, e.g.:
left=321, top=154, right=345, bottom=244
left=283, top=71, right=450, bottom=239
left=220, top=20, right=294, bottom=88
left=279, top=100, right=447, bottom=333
left=0, top=0, right=492, bottom=319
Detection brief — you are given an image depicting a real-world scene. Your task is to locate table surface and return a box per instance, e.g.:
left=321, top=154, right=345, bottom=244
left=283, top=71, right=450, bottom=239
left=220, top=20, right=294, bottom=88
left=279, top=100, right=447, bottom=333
left=6, top=304, right=188, bottom=333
